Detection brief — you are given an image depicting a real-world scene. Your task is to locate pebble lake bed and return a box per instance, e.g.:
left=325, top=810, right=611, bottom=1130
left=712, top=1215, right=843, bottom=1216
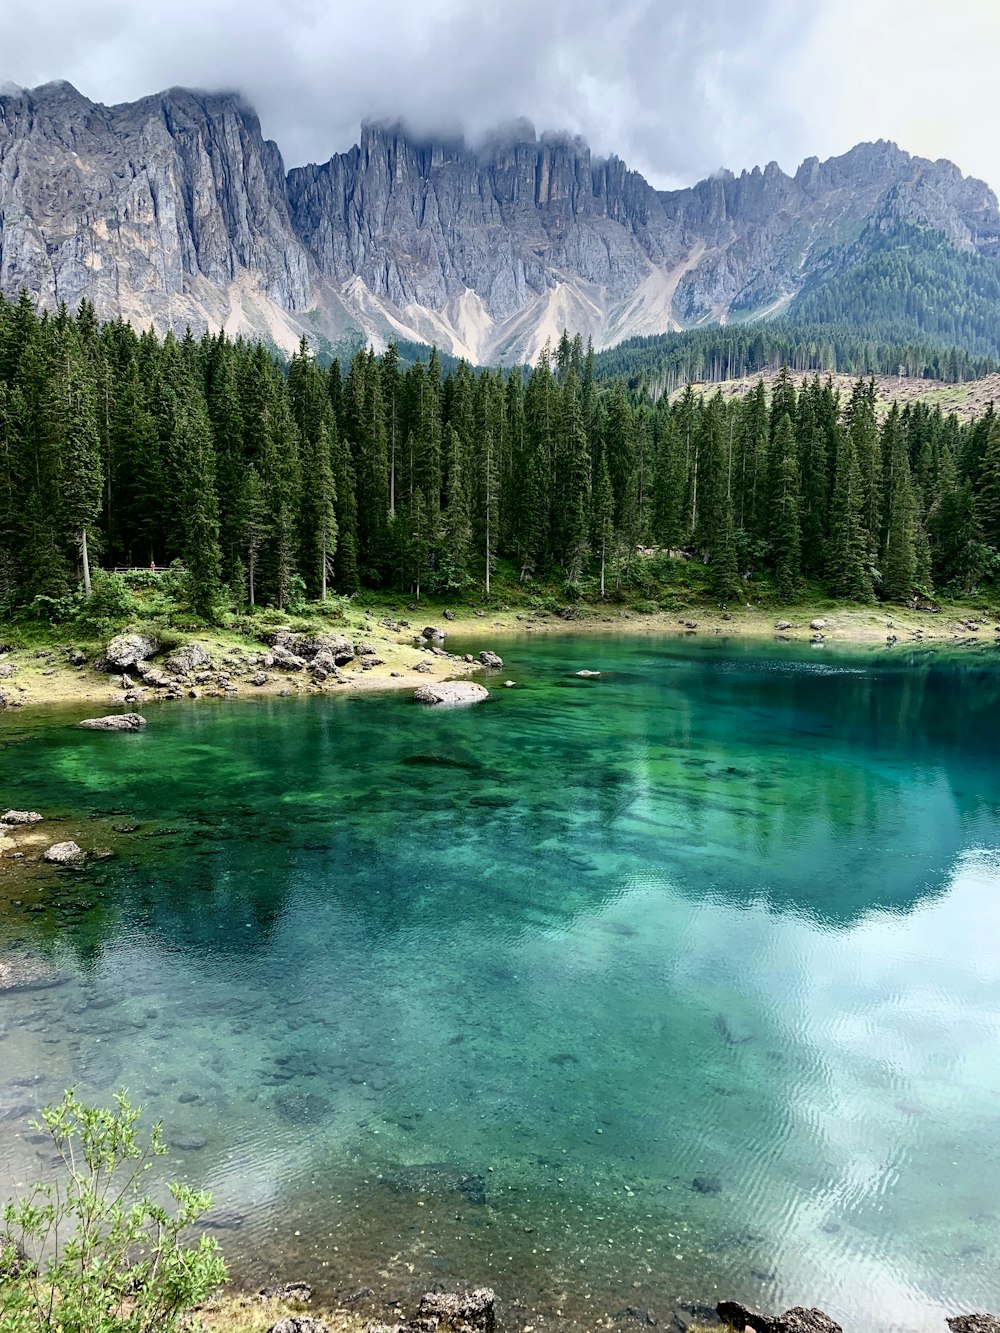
left=3, top=628, right=1000, bottom=1333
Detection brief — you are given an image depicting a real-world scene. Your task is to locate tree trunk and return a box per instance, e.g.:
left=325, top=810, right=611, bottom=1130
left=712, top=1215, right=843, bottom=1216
left=249, top=552, right=256, bottom=607
left=600, top=543, right=606, bottom=598
left=80, top=526, right=92, bottom=597
left=321, top=528, right=328, bottom=602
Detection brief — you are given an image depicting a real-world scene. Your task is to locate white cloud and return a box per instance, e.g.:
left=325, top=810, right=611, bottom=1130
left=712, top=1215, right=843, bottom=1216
left=2, top=0, right=998, bottom=193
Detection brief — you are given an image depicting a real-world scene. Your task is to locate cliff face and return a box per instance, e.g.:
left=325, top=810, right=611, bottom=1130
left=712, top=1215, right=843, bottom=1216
left=0, top=81, right=310, bottom=340
left=2, top=81, right=998, bottom=363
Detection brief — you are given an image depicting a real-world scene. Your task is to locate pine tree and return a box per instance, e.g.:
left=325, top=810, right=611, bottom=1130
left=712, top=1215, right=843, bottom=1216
left=49, top=330, right=103, bottom=594
left=299, top=417, right=338, bottom=601
left=591, top=446, right=614, bottom=597
left=439, top=425, right=471, bottom=591
left=882, top=405, right=917, bottom=601
left=558, top=371, right=591, bottom=583
left=769, top=414, right=801, bottom=598
left=174, top=385, right=222, bottom=619
left=827, top=423, right=872, bottom=599
left=241, top=465, right=268, bottom=607
left=651, top=417, right=685, bottom=548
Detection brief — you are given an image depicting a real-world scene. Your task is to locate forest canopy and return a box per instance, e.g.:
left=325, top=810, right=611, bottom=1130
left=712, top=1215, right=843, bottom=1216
left=2, top=292, right=999, bottom=623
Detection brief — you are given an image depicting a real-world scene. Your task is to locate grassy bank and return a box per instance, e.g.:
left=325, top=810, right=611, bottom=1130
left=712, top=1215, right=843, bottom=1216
left=0, top=584, right=997, bottom=713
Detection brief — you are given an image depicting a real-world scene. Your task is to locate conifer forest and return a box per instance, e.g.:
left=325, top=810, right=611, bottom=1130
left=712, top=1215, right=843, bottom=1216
left=2, top=291, right=999, bottom=622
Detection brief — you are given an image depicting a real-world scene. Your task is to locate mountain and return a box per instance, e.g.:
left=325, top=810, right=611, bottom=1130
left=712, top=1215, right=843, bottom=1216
left=2, top=79, right=1000, bottom=364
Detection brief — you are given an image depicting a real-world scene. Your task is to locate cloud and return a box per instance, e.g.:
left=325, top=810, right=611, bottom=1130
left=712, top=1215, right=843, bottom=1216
left=1, top=0, right=820, bottom=186
left=2, top=0, right=999, bottom=194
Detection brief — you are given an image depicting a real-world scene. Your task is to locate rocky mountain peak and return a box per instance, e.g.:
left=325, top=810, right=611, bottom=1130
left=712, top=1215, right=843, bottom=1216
left=2, top=81, right=999, bottom=363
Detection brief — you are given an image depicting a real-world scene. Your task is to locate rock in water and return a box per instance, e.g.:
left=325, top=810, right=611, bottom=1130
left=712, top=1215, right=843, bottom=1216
left=2, top=810, right=42, bottom=824
left=103, top=632, right=160, bottom=668
left=478, top=650, right=503, bottom=668
left=575, top=669, right=602, bottom=678
left=44, top=841, right=85, bottom=863
left=259, top=1282, right=314, bottom=1303
left=414, top=682, right=489, bottom=706
left=422, top=626, right=445, bottom=640
left=79, top=713, right=147, bottom=731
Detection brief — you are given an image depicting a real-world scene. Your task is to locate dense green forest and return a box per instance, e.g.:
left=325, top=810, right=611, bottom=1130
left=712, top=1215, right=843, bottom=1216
left=590, top=319, right=997, bottom=397
left=2, top=290, right=1000, bottom=624
left=789, top=223, right=1000, bottom=359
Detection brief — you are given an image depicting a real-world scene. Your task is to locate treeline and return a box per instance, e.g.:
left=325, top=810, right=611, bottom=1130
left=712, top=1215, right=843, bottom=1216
left=2, top=292, right=1000, bottom=621
left=592, top=320, right=997, bottom=397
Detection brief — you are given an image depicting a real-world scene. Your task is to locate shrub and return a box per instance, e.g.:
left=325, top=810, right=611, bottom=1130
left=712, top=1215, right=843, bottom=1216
left=76, top=572, right=138, bottom=629
left=0, top=1089, right=226, bottom=1333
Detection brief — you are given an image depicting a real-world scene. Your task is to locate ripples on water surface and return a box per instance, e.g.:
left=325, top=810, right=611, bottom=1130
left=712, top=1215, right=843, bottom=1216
left=2, top=635, right=1000, bottom=1332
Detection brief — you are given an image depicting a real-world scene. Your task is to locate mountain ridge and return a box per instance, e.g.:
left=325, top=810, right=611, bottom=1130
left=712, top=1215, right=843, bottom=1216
left=1, top=79, right=998, bottom=363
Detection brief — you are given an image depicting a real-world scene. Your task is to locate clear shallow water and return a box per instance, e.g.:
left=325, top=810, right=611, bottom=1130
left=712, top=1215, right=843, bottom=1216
left=2, top=636, right=1000, bottom=1331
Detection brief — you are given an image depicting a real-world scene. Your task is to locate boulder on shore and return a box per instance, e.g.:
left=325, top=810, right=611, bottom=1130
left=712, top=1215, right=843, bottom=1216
left=162, top=642, right=212, bottom=675
left=948, top=1318, right=1000, bottom=1333
left=367, top=1290, right=496, bottom=1333
left=79, top=713, right=147, bottom=731
left=266, top=1319, right=329, bottom=1333
left=2, top=810, right=43, bottom=825
left=717, top=1302, right=841, bottom=1333
left=414, top=681, right=489, bottom=706
left=262, top=630, right=354, bottom=665
left=479, top=650, right=503, bottom=668
left=103, top=632, right=160, bottom=669
left=44, top=841, right=85, bottom=864
left=418, top=1290, right=496, bottom=1333
left=422, top=625, right=445, bottom=640
left=810, top=618, right=827, bottom=630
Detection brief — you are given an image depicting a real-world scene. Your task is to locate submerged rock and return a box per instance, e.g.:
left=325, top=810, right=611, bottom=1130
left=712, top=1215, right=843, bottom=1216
left=478, top=650, right=503, bottom=668
left=0, top=957, right=67, bottom=992
left=384, top=1163, right=488, bottom=1205
left=414, top=682, right=489, bottom=706
left=575, top=669, right=602, bottom=678
left=44, top=841, right=85, bottom=863
left=2, top=810, right=43, bottom=825
left=691, top=1175, right=722, bottom=1195
left=79, top=713, right=147, bottom=731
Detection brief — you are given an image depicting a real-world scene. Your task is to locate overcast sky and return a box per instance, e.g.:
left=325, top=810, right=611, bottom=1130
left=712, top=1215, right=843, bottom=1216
left=3, top=0, right=999, bottom=192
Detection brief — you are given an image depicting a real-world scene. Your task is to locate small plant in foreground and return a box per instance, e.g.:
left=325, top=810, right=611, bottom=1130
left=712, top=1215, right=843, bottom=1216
left=0, top=1089, right=226, bottom=1333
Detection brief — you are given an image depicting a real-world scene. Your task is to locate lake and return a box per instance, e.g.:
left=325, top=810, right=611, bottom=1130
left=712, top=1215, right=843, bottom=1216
left=2, top=634, right=1000, bottom=1333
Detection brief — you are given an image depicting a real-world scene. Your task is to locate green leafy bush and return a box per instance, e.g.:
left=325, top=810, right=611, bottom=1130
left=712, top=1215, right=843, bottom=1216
left=0, top=1090, right=226, bottom=1333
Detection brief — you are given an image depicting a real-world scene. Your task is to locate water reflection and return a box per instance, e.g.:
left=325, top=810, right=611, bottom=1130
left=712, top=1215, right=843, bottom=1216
left=3, top=638, right=1000, bottom=1331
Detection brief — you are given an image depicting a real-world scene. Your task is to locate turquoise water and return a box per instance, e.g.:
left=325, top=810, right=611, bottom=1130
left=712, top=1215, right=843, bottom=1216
left=3, top=635, right=1000, bottom=1332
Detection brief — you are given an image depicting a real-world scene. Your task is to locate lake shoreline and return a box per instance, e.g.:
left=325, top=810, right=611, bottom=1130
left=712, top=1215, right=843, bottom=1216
left=0, top=600, right=996, bottom=714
